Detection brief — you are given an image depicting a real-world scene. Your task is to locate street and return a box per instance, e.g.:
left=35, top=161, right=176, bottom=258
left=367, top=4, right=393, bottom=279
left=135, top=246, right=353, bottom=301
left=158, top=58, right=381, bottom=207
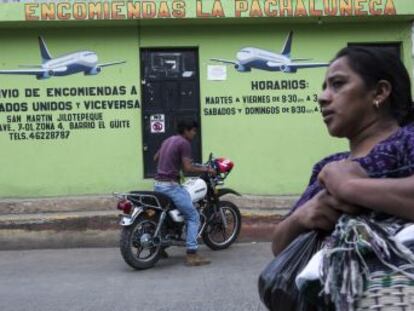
left=0, top=243, right=271, bottom=311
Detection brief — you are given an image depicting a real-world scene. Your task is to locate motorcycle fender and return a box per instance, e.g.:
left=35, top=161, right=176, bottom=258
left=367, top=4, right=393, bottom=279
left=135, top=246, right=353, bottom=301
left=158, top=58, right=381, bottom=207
left=217, top=188, right=241, bottom=198
left=120, top=207, right=143, bottom=226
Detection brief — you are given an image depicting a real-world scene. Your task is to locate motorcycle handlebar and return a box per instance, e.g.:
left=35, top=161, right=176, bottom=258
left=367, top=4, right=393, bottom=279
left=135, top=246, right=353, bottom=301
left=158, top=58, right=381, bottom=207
left=193, top=153, right=216, bottom=172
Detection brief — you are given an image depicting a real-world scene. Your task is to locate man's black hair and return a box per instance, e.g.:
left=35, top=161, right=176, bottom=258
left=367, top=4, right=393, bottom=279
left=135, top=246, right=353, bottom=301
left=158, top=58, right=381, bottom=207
left=177, top=120, right=198, bottom=134
left=333, top=46, right=414, bottom=126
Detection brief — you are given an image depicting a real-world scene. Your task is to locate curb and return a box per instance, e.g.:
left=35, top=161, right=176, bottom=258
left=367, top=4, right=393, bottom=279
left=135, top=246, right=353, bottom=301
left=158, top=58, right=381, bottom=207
left=0, top=194, right=296, bottom=250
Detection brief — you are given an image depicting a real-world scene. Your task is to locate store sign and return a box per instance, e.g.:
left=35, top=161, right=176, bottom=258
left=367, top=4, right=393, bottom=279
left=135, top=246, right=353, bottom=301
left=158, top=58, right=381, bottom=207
left=0, top=35, right=139, bottom=143
left=203, top=30, right=326, bottom=119
left=22, top=0, right=398, bottom=22
left=0, top=85, right=140, bottom=142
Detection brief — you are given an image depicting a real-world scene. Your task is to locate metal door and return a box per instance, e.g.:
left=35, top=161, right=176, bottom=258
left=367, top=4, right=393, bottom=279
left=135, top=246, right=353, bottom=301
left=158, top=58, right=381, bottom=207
left=141, top=49, right=201, bottom=178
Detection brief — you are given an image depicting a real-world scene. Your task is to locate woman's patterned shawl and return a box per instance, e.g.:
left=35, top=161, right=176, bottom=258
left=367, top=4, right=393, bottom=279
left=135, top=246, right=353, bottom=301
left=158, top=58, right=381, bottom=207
left=291, top=125, right=414, bottom=310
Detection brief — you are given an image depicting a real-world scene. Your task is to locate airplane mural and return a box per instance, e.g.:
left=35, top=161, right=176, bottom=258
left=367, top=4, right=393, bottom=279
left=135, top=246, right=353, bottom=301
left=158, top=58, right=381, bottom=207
left=0, top=37, right=126, bottom=80
left=210, top=31, right=329, bottom=73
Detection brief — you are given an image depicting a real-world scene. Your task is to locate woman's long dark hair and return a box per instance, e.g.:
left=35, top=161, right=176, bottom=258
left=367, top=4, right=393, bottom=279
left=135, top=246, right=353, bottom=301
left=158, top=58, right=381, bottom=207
left=333, top=46, right=414, bottom=126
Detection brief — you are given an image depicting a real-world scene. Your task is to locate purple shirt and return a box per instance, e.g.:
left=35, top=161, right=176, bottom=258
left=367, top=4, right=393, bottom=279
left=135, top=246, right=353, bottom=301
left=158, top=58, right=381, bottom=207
left=291, top=125, right=414, bottom=213
left=155, top=135, right=192, bottom=182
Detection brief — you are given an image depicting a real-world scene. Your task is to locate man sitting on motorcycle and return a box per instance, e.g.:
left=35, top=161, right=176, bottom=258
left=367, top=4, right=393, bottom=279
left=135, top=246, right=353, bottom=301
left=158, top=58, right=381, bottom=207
left=154, top=119, right=216, bottom=267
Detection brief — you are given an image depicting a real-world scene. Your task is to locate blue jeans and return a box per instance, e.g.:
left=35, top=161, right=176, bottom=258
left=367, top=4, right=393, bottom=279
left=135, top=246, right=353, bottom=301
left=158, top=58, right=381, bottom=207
left=154, top=182, right=200, bottom=251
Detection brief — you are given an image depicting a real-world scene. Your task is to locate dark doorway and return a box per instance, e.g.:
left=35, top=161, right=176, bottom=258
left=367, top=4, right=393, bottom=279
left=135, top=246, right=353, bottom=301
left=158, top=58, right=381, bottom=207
left=141, top=49, right=201, bottom=178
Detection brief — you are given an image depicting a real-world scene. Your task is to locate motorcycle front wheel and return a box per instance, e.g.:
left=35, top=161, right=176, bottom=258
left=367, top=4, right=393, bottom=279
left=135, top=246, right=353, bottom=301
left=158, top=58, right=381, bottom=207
left=202, top=200, right=242, bottom=250
left=120, top=215, right=161, bottom=270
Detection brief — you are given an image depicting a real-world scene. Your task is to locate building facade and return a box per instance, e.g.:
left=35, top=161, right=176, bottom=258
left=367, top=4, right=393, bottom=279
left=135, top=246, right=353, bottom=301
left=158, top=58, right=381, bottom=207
left=0, top=0, right=413, bottom=198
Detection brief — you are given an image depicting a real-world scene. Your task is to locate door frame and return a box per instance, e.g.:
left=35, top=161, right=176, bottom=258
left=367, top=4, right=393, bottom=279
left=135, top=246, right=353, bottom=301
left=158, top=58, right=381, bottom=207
left=139, top=47, right=202, bottom=179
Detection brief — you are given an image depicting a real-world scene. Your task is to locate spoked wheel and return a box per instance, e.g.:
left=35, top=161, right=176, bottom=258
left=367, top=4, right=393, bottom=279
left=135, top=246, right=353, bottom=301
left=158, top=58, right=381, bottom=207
left=202, top=201, right=242, bottom=250
left=120, top=215, right=161, bottom=270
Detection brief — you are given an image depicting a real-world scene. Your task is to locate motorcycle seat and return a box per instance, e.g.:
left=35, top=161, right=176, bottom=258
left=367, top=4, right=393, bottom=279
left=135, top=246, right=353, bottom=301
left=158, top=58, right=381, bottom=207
left=128, top=191, right=176, bottom=210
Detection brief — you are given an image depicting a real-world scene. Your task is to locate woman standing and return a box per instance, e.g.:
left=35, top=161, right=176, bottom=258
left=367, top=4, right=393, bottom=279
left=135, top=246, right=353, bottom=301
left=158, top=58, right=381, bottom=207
left=269, top=46, right=414, bottom=310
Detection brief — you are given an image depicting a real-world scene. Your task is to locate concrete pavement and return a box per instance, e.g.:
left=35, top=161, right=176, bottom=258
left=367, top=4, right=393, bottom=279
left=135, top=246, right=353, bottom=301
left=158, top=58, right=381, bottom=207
left=0, top=242, right=272, bottom=311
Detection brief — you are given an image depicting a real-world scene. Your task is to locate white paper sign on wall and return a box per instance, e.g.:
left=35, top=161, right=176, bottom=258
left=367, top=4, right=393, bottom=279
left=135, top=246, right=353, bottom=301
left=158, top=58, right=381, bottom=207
left=207, top=65, right=227, bottom=81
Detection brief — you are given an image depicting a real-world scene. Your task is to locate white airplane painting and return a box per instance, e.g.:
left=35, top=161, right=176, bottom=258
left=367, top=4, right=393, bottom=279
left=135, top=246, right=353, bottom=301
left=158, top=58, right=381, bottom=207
left=0, top=37, right=126, bottom=80
left=210, top=31, right=329, bottom=73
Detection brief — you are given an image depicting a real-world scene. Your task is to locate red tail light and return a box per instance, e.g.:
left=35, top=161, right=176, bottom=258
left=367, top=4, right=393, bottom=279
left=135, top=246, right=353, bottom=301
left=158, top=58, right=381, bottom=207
left=117, top=200, right=132, bottom=214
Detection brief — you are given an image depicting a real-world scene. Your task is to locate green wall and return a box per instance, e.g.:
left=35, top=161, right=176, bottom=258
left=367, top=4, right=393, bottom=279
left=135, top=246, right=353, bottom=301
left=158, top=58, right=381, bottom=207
left=140, top=22, right=413, bottom=195
left=0, top=21, right=412, bottom=197
left=0, top=27, right=143, bottom=197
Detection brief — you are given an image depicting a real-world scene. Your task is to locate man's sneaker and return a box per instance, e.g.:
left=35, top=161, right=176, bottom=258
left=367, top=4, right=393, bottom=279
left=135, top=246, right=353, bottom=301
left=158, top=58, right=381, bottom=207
left=185, top=253, right=211, bottom=266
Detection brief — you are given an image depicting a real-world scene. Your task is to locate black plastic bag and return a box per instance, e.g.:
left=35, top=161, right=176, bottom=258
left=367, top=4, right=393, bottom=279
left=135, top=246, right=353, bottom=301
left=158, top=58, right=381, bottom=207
left=258, top=231, right=324, bottom=311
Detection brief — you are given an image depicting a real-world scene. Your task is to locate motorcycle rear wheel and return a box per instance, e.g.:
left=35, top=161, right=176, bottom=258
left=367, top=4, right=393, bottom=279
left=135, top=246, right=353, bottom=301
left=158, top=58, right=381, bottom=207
left=120, top=215, right=161, bottom=270
left=202, top=201, right=242, bottom=250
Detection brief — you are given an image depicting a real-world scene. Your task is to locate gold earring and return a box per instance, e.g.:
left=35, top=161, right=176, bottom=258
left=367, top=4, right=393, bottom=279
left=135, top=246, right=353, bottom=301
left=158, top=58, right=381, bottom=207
left=374, top=100, right=380, bottom=109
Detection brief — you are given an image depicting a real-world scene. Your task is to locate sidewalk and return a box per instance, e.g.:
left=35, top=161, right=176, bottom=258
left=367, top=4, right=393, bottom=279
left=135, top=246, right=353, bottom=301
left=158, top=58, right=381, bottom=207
left=0, top=194, right=297, bottom=250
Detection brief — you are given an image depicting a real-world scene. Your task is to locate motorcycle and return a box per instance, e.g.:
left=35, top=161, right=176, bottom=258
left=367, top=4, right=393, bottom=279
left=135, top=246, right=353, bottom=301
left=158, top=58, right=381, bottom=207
left=114, top=153, right=242, bottom=270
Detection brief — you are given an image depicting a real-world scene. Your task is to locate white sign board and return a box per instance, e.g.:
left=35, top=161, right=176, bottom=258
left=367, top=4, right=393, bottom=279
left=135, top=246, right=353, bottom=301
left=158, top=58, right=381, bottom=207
left=150, top=114, right=165, bottom=133
left=207, top=65, right=227, bottom=81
